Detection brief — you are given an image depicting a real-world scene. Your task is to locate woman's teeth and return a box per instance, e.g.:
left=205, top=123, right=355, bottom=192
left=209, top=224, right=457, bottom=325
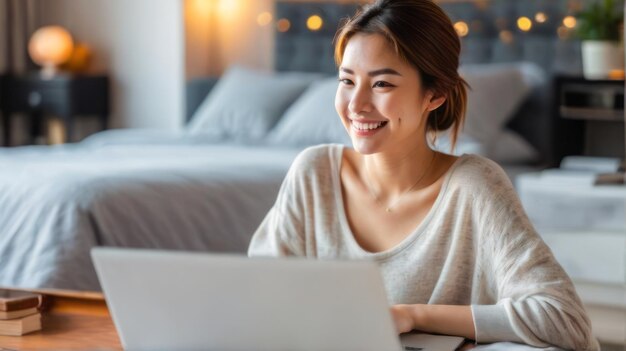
left=352, top=120, right=387, bottom=130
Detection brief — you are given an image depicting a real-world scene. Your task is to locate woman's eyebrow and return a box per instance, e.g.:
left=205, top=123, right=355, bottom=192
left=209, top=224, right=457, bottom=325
left=339, top=67, right=402, bottom=77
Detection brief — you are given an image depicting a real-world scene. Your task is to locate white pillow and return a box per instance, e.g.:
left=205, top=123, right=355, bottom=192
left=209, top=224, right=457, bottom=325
left=460, top=62, right=542, bottom=145
left=431, top=133, right=485, bottom=156
left=266, top=77, right=351, bottom=146
left=187, top=66, right=321, bottom=140
left=433, top=128, right=538, bottom=164
left=485, top=129, right=539, bottom=164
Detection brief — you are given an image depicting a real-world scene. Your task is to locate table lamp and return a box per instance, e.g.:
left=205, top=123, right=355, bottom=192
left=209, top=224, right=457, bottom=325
left=28, top=26, right=74, bottom=79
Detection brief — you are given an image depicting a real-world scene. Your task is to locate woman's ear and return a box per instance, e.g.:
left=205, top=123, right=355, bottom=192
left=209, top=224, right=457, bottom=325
left=427, top=94, right=446, bottom=112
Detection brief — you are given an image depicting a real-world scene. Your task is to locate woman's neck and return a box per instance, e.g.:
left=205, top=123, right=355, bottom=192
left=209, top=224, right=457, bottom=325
left=361, top=142, right=437, bottom=198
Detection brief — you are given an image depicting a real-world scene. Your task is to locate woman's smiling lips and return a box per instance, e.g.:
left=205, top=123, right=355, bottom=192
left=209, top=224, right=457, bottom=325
left=349, top=118, right=389, bottom=137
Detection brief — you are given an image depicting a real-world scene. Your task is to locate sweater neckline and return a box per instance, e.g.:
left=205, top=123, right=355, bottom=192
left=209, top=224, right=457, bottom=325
left=330, top=145, right=468, bottom=260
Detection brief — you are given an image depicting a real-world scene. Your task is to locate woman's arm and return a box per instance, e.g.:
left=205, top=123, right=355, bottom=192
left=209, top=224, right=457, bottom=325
left=390, top=304, right=475, bottom=339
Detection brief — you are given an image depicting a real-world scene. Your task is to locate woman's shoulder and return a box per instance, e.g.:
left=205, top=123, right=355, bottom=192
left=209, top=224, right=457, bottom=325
left=288, top=143, right=343, bottom=178
left=448, top=153, right=513, bottom=190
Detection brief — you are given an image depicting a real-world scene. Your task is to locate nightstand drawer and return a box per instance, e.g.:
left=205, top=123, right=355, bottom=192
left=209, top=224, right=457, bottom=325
left=0, top=73, right=109, bottom=146
left=7, top=80, right=70, bottom=116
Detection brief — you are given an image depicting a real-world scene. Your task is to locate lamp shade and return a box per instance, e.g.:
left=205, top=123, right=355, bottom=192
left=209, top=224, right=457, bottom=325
left=28, top=26, right=74, bottom=76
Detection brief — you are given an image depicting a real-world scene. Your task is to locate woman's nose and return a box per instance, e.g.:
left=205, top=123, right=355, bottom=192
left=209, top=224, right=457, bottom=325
left=348, top=86, right=373, bottom=115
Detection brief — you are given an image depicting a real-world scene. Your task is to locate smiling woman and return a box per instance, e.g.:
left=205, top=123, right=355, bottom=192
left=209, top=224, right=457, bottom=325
left=248, top=0, right=600, bottom=350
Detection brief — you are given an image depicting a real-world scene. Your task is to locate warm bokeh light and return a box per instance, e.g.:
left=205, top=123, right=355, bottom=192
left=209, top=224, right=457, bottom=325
left=188, top=0, right=212, bottom=16
left=217, top=0, right=239, bottom=18
left=277, top=18, right=291, bottom=33
left=499, top=30, right=514, bottom=44
left=28, top=25, right=74, bottom=75
left=557, top=25, right=570, bottom=40
left=563, top=16, right=577, bottom=29
left=608, top=69, right=625, bottom=80
left=475, top=0, right=489, bottom=10
left=517, top=16, right=532, bottom=32
left=495, top=17, right=507, bottom=30
left=454, top=21, right=469, bottom=37
left=535, top=12, right=547, bottom=23
left=257, top=11, right=272, bottom=26
left=306, top=15, right=323, bottom=31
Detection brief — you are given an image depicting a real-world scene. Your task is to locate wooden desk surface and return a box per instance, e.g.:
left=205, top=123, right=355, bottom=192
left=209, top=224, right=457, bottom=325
left=0, top=288, right=121, bottom=350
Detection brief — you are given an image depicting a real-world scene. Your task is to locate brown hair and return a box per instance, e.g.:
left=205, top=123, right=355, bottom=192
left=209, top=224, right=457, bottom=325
left=334, top=0, right=468, bottom=148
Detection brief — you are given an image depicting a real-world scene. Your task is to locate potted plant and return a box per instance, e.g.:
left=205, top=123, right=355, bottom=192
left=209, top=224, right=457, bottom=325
left=576, top=0, right=624, bottom=79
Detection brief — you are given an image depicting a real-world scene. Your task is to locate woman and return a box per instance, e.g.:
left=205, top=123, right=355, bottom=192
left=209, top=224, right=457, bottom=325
left=248, top=0, right=598, bottom=349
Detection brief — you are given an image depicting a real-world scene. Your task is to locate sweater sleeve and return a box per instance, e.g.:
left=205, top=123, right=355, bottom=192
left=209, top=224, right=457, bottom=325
left=470, top=160, right=599, bottom=351
left=247, top=150, right=310, bottom=258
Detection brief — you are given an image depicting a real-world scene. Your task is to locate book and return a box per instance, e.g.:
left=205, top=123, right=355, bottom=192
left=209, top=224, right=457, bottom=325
left=0, top=290, right=40, bottom=312
left=0, top=307, right=38, bottom=320
left=0, top=313, right=41, bottom=336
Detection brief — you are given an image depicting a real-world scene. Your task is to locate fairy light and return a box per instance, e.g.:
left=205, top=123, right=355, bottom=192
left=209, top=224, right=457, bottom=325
left=499, top=30, right=514, bottom=44
left=306, top=15, right=323, bottom=31
left=563, top=16, right=577, bottom=29
left=277, top=18, right=291, bottom=33
left=557, top=25, right=570, bottom=40
left=257, top=12, right=272, bottom=26
left=535, top=12, right=547, bottom=23
left=517, top=16, right=532, bottom=32
left=454, top=21, right=469, bottom=37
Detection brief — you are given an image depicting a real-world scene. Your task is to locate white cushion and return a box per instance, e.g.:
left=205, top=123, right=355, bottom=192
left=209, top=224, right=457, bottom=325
left=266, top=77, right=351, bottom=146
left=485, top=129, right=539, bottom=164
left=187, top=66, right=321, bottom=140
left=459, top=62, right=543, bottom=145
left=433, top=129, right=538, bottom=164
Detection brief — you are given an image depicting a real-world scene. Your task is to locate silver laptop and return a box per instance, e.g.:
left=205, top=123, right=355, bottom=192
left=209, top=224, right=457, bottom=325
left=92, top=247, right=464, bottom=351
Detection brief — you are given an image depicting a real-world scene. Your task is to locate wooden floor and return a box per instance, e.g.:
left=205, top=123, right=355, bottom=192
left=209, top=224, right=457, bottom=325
left=0, top=288, right=121, bottom=350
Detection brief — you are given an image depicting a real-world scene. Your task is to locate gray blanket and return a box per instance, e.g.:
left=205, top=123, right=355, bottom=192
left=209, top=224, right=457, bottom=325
left=0, top=139, right=299, bottom=291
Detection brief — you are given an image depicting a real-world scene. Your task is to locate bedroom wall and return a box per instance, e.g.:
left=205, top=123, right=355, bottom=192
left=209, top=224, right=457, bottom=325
left=38, top=0, right=185, bottom=130
left=184, top=0, right=274, bottom=78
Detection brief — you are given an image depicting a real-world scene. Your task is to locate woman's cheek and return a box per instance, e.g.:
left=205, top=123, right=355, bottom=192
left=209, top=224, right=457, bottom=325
left=335, top=89, right=349, bottom=119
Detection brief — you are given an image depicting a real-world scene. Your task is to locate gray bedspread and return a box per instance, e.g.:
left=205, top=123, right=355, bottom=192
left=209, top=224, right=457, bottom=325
left=0, top=138, right=300, bottom=291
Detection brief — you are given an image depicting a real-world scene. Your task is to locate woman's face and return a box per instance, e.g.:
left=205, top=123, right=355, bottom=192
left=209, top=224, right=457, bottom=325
left=335, top=33, right=439, bottom=155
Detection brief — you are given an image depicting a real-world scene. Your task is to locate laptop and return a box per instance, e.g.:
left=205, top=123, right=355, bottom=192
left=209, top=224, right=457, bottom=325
left=92, top=247, right=465, bottom=351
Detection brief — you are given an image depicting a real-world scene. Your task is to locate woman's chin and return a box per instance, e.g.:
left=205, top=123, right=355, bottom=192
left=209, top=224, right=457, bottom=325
left=350, top=137, right=382, bottom=155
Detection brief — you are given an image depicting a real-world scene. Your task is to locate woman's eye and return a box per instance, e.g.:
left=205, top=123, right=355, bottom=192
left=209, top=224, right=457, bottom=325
left=338, top=78, right=353, bottom=85
left=373, top=81, right=393, bottom=88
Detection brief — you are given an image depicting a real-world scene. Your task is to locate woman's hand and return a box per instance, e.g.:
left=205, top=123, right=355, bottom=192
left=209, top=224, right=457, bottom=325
left=390, top=304, right=476, bottom=340
left=390, top=304, right=415, bottom=334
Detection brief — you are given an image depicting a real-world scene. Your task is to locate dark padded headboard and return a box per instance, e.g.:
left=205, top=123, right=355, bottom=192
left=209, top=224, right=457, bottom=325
left=273, top=1, right=585, bottom=75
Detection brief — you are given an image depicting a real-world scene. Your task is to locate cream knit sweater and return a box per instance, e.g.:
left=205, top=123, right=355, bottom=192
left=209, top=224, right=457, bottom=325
left=248, top=144, right=599, bottom=350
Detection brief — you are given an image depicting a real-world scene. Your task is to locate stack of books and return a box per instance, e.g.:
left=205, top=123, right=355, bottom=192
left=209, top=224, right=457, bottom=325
left=0, top=290, right=41, bottom=336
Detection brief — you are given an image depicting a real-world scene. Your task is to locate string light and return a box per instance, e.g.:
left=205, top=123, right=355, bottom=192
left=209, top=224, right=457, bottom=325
left=517, top=16, right=532, bottom=32
left=499, top=30, right=514, bottom=44
left=557, top=25, right=570, bottom=40
left=306, top=15, right=323, bottom=31
left=454, top=21, right=469, bottom=37
left=277, top=18, right=291, bottom=32
left=535, top=12, right=547, bottom=23
left=257, top=12, right=272, bottom=26
left=563, top=16, right=577, bottom=29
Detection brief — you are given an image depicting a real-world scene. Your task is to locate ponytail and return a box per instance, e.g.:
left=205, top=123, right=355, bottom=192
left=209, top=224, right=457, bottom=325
left=427, top=76, right=469, bottom=151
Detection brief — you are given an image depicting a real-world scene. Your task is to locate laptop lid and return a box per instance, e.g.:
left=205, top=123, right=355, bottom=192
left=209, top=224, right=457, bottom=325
left=92, top=247, right=404, bottom=351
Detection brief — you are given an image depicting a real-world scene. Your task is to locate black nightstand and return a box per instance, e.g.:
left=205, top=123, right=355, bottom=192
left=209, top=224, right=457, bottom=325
left=553, top=75, right=625, bottom=164
left=0, top=74, right=109, bottom=146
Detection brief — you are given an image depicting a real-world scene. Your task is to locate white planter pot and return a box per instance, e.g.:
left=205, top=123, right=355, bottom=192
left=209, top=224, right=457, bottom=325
left=581, top=40, right=624, bottom=80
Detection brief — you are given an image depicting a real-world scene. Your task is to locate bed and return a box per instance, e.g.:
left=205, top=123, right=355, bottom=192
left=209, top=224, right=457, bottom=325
left=0, top=1, right=557, bottom=291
